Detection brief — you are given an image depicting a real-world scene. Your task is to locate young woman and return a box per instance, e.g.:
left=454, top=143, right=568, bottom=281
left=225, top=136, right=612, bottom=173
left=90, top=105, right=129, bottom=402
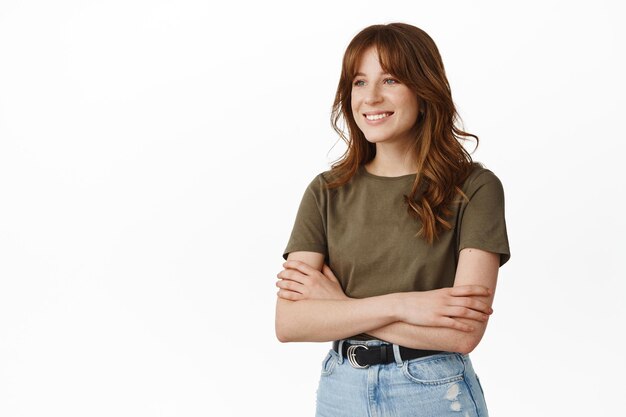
left=275, top=22, right=510, bottom=417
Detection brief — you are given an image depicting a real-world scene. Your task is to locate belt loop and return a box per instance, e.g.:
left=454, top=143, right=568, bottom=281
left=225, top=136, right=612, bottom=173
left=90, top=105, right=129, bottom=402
left=392, top=343, right=403, bottom=367
left=380, top=344, right=388, bottom=363
left=337, top=340, right=345, bottom=364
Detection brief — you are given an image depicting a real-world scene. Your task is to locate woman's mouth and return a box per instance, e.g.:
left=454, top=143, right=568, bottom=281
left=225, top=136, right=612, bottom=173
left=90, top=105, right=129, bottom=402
left=364, top=112, right=394, bottom=122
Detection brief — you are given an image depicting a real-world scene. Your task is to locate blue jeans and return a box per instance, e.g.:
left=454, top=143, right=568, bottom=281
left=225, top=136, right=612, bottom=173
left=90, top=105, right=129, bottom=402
left=315, top=339, right=489, bottom=417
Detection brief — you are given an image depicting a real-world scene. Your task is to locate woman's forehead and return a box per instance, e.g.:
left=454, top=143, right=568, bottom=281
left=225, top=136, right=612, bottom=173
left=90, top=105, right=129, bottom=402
left=351, top=46, right=394, bottom=76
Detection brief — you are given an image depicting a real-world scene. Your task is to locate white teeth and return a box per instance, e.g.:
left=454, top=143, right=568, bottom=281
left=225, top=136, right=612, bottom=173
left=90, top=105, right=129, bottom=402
left=365, top=113, right=391, bottom=121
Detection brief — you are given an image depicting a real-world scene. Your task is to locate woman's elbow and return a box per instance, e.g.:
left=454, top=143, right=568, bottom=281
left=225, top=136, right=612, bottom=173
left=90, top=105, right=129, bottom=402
left=275, top=319, right=293, bottom=343
left=275, top=317, right=308, bottom=342
left=275, top=299, right=299, bottom=343
left=456, top=331, right=484, bottom=355
left=275, top=330, right=289, bottom=343
left=456, top=337, right=477, bottom=355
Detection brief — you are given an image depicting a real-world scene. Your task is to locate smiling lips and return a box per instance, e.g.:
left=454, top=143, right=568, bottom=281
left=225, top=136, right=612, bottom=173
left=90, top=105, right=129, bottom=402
left=364, top=111, right=394, bottom=121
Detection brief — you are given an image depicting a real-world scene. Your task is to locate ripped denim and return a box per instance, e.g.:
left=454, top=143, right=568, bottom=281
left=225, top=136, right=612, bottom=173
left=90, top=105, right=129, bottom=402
left=315, top=339, right=489, bottom=417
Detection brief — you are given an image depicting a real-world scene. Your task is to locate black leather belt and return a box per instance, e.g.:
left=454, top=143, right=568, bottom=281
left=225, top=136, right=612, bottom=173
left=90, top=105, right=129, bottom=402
left=333, top=340, right=444, bottom=369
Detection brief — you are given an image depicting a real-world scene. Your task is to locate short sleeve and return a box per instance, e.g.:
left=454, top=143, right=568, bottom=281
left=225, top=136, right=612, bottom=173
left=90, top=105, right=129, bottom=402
left=457, top=170, right=511, bottom=267
left=282, top=175, right=328, bottom=260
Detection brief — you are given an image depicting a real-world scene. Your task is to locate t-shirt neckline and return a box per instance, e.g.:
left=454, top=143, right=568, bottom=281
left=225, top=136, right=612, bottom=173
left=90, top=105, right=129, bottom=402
left=358, top=164, right=417, bottom=181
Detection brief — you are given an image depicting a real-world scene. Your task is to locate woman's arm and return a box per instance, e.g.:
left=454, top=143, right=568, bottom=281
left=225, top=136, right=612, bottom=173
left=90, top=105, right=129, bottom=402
left=275, top=251, right=399, bottom=342
left=275, top=251, right=493, bottom=344
left=275, top=296, right=401, bottom=342
left=366, top=248, right=499, bottom=353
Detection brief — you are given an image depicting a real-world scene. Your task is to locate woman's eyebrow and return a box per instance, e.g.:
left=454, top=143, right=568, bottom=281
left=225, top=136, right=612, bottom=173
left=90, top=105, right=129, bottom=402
left=354, top=71, right=392, bottom=77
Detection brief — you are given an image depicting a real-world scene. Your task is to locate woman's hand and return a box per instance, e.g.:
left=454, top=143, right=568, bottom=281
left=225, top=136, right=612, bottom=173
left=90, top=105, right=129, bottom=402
left=275, top=260, right=492, bottom=332
left=397, top=286, right=494, bottom=332
left=276, top=260, right=349, bottom=301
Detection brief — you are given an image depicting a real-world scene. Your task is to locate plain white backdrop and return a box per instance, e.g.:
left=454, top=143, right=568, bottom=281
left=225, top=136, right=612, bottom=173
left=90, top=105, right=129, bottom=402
left=1, top=0, right=624, bottom=416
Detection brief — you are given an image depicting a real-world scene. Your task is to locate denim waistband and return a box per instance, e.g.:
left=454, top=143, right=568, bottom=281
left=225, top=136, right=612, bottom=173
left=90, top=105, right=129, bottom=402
left=333, top=338, right=458, bottom=367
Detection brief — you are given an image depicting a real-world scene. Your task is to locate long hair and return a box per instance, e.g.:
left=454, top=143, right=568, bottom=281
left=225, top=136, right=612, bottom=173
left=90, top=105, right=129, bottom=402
left=326, top=22, right=481, bottom=244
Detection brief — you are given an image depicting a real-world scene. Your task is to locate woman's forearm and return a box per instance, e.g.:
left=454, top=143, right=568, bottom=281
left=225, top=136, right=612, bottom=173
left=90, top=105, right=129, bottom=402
left=276, top=253, right=494, bottom=347
left=366, top=316, right=488, bottom=354
left=365, top=249, right=498, bottom=354
left=275, top=294, right=401, bottom=343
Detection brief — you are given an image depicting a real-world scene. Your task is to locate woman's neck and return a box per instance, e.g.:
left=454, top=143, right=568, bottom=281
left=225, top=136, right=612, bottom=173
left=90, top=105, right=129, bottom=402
left=364, top=146, right=418, bottom=177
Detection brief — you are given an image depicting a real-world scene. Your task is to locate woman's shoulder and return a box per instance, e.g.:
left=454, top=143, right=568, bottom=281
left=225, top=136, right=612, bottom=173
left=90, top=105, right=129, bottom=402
left=299, top=169, right=336, bottom=196
left=306, top=168, right=343, bottom=188
left=462, top=162, right=505, bottom=192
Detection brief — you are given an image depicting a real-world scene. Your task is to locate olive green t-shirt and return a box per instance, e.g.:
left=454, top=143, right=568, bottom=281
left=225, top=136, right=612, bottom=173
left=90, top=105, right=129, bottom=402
left=282, top=163, right=511, bottom=340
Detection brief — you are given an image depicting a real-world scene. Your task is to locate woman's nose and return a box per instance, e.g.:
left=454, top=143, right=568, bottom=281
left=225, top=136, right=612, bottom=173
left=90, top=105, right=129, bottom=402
left=364, top=85, right=383, bottom=105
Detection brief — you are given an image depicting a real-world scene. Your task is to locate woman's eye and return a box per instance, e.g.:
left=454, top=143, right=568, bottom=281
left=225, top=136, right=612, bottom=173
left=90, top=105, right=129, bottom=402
left=353, top=78, right=398, bottom=87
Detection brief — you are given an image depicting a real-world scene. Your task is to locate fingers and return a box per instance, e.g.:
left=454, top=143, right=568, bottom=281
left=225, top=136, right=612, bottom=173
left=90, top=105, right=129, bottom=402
left=276, top=264, right=308, bottom=301
left=449, top=285, right=492, bottom=297
left=276, top=278, right=305, bottom=294
left=276, top=288, right=303, bottom=301
left=282, top=260, right=318, bottom=275
left=282, top=261, right=338, bottom=284
left=448, top=286, right=493, bottom=315
left=276, top=268, right=308, bottom=285
left=439, top=316, right=475, bottom=332
left=451, top=296, right=493, bottom=315
left=446, top=306, right=490, bottom=323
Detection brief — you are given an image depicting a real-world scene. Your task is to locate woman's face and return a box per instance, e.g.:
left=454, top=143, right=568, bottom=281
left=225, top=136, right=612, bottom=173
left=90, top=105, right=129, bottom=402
left=351, top=46, right=420, bottom=146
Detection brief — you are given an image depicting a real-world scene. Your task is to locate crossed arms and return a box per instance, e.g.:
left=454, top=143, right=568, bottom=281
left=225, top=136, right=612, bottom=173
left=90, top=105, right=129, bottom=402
left=274, top=248, right=499, bottom=354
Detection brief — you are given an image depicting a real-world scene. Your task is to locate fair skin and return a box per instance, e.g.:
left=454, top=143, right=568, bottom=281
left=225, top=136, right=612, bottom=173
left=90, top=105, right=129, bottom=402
left=274, top=47, right=500, bottom=354
left=275, top=249, right=498, bottom=354
left=352, top=46, right=421, bottom=177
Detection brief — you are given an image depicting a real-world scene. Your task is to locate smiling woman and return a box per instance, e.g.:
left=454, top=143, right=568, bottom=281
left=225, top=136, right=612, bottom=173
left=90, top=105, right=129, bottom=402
left=350, top=47, right=420, bottom=149
left=275, top=22, right=510, bottom=417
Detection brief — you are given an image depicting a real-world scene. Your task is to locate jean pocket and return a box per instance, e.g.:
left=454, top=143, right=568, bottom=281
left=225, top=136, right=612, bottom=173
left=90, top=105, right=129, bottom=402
left=402, top=353, right=465, bottom=385
left=320, top=349, right=338, bottom=377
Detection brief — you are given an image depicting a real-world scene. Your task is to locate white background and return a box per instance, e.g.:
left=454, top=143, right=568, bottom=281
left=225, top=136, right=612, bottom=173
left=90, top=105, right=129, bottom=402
left=1, top=1, right=624, bottom=416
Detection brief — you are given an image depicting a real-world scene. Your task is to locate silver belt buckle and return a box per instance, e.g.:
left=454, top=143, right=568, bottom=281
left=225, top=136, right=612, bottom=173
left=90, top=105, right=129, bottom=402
left=346, top=344, right=370, bottom=369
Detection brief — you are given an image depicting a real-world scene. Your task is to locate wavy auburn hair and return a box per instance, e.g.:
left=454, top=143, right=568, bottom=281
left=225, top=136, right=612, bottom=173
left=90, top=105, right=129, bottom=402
left=326, top=22, right=481, bottom=244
